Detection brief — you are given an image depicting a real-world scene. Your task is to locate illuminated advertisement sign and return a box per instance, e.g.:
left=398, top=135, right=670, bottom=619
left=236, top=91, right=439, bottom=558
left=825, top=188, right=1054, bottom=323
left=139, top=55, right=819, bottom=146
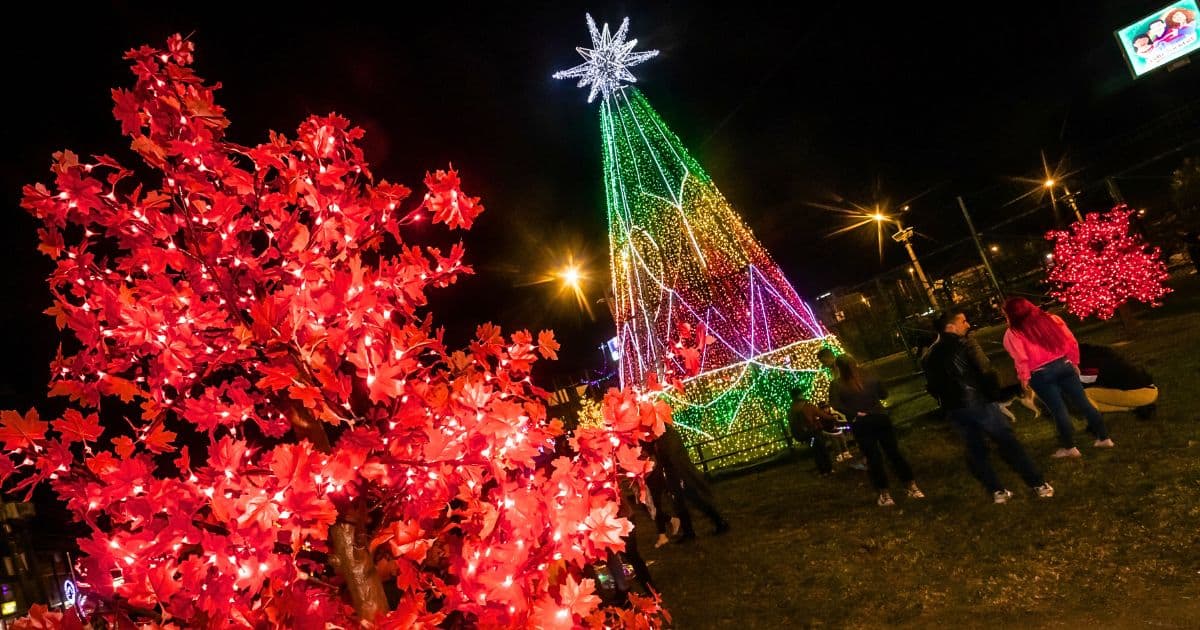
left=605, top=337, right=620, bottom=362
left=1116, top=1, right=1199, bottom=76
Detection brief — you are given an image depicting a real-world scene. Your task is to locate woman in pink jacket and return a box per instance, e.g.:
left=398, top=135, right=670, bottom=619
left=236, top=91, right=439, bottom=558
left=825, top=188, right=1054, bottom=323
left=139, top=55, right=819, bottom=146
left=1002, top=297, right=1113, bottom=458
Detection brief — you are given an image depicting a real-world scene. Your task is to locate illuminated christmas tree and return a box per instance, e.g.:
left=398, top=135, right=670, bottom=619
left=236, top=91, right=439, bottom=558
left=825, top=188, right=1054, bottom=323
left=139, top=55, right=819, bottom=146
left=555, top=15, right=839, bottom=469
left=1046, top=205, right=1171, bottom=320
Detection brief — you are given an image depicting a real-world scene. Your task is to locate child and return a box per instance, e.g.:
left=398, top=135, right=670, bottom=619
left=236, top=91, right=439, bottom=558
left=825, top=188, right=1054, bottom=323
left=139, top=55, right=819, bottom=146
left=788, top=389, right=840, bottom=475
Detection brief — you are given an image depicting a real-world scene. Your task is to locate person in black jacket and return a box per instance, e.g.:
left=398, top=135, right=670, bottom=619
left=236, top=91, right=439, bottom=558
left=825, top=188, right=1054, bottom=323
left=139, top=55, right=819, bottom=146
left=654, top=424, right=729, bottom=541
left=923, top=310, right=1054, bottom=504
left=829, top=355, right=924, bottom=507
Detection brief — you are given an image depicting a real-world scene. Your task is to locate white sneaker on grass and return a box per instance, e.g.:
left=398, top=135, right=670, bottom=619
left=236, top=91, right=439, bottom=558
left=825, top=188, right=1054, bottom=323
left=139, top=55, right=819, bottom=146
left=1035, top=483, right=1054, bottom=498
left=1052, top=447, right=1082, bottom=459
left=1093, top=439, right=1115, bottom=448
left=993, top=489, right=1014, bottom=504
left=878, top=492, right=895, bottom=507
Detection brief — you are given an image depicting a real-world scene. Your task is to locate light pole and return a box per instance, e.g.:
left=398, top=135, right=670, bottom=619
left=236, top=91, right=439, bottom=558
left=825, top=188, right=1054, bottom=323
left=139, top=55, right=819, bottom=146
left=875, top=208, right=939, bottom=309
left=1044, top=178, right=1084, bottom=223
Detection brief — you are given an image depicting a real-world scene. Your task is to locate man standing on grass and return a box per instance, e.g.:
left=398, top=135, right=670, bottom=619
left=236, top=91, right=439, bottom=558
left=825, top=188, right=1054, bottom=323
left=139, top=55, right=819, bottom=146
left=923, top=309, right=1055, bottom=504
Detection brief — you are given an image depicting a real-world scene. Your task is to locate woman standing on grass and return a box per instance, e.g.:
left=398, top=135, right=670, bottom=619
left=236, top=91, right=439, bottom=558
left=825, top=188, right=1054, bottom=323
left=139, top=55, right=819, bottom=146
left=1001, top=297, right=1113, bottom=458
left=829, top=354, right=924, bottom=507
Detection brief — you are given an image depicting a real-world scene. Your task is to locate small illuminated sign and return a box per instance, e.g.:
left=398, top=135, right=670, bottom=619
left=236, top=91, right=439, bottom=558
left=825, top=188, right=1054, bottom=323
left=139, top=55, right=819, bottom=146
left=1, top=601, right=16, bottom=615
left=605, top=337, right=620, bottom=362
left=63, top=579, right=78, bottom=607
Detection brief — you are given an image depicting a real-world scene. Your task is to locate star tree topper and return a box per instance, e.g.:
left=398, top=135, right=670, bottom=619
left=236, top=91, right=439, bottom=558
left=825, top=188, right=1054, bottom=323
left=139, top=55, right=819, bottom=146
left=554, top=13, right=659, bottom=103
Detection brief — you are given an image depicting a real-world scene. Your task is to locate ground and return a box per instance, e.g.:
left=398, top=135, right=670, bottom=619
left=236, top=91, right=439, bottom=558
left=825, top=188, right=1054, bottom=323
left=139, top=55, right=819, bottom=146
left=634, top=277, right=1200, bottom=629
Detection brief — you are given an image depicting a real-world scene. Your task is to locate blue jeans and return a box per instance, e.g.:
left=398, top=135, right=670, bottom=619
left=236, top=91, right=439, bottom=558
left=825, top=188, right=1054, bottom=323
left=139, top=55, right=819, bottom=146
left=949, top=403, right=1044, bottom=493
left=1029, top=358, right=1109, bottom=449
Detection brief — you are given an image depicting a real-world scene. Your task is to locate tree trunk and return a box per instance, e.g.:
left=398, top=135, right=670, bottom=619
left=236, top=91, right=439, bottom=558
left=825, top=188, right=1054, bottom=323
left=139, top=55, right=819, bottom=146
left=286, top=402, right=389, bottom=620
left=329, top=504, right=390, bottom=622
left=285, top=402, right=331, bottom=452
left=1116, top=302, right=1138, bottom=335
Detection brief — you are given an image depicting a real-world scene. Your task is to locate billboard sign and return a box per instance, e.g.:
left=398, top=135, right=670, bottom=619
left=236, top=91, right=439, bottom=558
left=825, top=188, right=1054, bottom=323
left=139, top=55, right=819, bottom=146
left=1116, top=1, right=1199, bottom=77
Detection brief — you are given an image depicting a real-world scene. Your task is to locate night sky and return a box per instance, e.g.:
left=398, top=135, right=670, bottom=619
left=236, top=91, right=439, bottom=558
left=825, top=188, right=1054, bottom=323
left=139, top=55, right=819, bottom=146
left=3, top=1, right=1199, bottom=404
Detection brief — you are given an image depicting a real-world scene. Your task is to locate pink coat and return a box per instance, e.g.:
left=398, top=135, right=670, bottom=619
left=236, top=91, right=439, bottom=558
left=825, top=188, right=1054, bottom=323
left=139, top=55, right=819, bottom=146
left=1002, top=314, right=1080, bottom=385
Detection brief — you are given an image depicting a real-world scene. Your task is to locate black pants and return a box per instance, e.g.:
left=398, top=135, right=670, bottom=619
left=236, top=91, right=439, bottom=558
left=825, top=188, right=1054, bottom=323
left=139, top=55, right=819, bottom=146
left=852, top=414, right=914, bottom=490
left=795, top=429, right=833, bottom=474
left=668, top=477, right=725, bottom=536
left=644, top=467, right=672, bottom=535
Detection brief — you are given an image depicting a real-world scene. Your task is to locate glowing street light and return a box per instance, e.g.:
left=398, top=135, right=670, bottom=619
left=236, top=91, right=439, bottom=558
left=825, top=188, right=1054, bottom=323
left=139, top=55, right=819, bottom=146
left=1041, top=168, right=1082, bottom=223
left=559, top=265, right=581, bottom=289
left=551, top=260, right=592, bottom=316
left=818, top=198, right=939, bottom=308
left=1007, top=152, right=1083, bottom=223
left=517, top=251, right=595, bottom=318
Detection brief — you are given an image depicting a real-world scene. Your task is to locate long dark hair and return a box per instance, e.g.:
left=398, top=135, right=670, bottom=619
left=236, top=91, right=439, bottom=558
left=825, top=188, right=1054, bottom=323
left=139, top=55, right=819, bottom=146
left=1003, top=297, right=1070, bottom=350
left=834, top=354, right=865, bottom=393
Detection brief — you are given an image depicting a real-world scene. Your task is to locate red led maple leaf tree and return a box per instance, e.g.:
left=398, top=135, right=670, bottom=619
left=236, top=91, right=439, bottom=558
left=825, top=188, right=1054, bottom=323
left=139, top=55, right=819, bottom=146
left=2, top=35, right=669, bottom=629
left=1045, top=205, right=1171, bottom=321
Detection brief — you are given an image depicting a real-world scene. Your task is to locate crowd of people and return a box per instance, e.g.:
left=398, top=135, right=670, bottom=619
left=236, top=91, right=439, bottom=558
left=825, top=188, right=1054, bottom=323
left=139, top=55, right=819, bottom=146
left=603, top=296, right=1158, bottom=599
left=791, top=296, right=1157, bottom=507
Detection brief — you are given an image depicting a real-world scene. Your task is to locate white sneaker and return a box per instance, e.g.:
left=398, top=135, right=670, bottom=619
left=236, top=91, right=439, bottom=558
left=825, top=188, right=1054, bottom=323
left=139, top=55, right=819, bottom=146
left=878, top=492, right=895, bottom=507
left=1093, top=439, right=1115, bottom=449
left=993, top=489, right=1014, bottom=504
left=1052, top=447, right=1082, bottom=459
left=907, top=483, right=925, bottom=499
left=1035, top=483, right=1054, bottom=498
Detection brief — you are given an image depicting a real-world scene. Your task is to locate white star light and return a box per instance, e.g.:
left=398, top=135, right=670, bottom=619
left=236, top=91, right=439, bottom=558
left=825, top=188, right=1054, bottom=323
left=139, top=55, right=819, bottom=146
left=553, top=13, right=659, bottom=103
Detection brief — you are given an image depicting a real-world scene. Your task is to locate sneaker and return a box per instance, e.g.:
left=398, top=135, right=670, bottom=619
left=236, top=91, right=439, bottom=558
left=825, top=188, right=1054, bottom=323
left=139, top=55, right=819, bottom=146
left=654, top=533, right=670, bottom=548
left=668, top=517, right=681, bottom=536
left=1051, top=447, right=1082, bottom=458
left=1093, top=439, right=1115, bottom=449
left=993, top=489, right=1014, bottom=504
left=877, top=492, right=895, bottom=507
left=1034, top=483, right=1054, bottom=498
left=906, top=483, right=925, bottom=499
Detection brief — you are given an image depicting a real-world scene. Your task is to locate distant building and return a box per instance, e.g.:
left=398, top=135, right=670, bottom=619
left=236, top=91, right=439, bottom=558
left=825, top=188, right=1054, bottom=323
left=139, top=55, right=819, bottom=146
left=1, top=502, right=77, bottom=626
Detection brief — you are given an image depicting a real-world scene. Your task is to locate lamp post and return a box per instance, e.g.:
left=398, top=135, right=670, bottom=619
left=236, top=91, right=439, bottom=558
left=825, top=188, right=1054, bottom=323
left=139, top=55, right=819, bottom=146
left=875, top=208, right=939, bottom=309
left=1044, top=178, right=1084, bottom=223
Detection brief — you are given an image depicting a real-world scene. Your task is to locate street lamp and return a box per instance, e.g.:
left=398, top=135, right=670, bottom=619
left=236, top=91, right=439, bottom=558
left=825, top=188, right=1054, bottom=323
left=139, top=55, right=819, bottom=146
left=1045, top=179, right=1083, bottom=223
left=822, top=201, right=938, bottom=308
left=558, top=265, right=581, bottom=289
left=882, top=209, right=940, bottom=309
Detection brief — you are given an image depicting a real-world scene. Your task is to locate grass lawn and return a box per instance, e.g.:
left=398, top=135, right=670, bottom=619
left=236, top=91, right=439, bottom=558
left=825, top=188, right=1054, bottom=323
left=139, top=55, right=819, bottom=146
left=634, top=277, right=1200, bottom=629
